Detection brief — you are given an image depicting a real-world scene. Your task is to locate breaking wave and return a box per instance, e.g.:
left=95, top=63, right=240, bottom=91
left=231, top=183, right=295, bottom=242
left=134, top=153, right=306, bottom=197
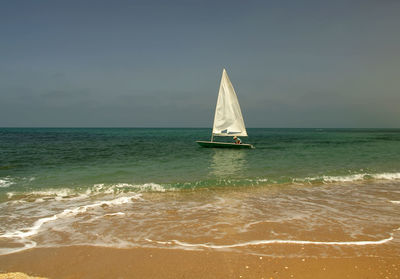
left=3, top=172, right=400, bottom=201
left=5, top=182, right=173, bottom=203
left=0, top=177, right=15, bottom=188
left=0, top=176, right=35, bottom=189
left=292, top=172, right=400, bottom=185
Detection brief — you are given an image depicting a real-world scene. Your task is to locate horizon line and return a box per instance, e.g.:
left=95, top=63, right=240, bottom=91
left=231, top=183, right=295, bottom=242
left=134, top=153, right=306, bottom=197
left=1, top=127, right=399, bottom=129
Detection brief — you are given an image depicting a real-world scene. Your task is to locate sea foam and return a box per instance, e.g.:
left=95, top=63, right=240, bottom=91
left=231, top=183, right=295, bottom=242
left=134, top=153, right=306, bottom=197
left=146, top=226, right=400, bottom=250
left=296, top=172, right=400, bottom=184
left=5, top=182, right=171, bottom=203
left=0, top=177, right=15, bottom=188
left=91, top=182, right=170, bottom=193
left=171, top=236, right=393, bottom=249
left=0, top=194, right=142, bottom=255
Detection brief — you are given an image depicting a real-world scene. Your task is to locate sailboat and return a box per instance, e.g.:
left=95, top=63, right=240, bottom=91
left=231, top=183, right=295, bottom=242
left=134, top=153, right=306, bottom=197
left=196, top=69, right=254, bottom=149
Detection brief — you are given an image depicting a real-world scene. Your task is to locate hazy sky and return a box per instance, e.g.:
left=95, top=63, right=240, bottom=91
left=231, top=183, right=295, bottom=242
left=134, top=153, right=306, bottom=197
left=1, top=0, right=399, bottom=127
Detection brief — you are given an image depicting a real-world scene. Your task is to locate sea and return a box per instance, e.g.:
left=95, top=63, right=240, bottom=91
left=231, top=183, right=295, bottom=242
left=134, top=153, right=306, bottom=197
left=1, top=128, right=399, bottom=257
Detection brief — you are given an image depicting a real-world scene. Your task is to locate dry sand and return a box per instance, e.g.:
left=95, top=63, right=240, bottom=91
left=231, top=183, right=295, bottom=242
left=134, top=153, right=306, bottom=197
left=0, top=246, right=399, bottom=279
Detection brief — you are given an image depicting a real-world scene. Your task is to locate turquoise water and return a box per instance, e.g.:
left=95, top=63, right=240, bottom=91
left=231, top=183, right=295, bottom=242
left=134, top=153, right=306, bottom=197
left=1, top=128, right=400, bottom=256
left=1, top=128, right=400, bottom=195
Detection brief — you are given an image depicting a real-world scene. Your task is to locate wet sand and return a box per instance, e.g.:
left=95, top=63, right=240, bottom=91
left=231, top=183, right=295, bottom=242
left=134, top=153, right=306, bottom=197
left=0, top=272, right=46, bottom=279
left=0, top=246, right=399, bottom=279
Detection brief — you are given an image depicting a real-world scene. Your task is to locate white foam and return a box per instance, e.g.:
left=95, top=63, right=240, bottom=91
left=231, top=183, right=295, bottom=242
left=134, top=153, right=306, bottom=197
left=0, top=194, right=142, bottom=242
left=321, top=174, right=366, bottom=183
left=299, top=172, right=400, bottom=184
left=111, top=182, right=168, bottom=192
left=32, top=189, right=74, bottom=197
left=298, top=173, right=366, bottom=183
left=0, top=176, right=35, bottom=189
left=145, top=238, right=172, bottom=245
left=6, top=188, right=77, bottom=200
left=0, top=177, right=15, bottom=188
left=373, top=173, right=400, bottom=180
left=5, top=182, right=168, bottom=203
left=170, top=235, right=394, bottom=249
left=90, top=182, right=170, bottom=194
left=134, top=183, right=169, bottom=192
left=390, top=201, right=400, bottom=204
left=256, top=178, right=268, bottom=182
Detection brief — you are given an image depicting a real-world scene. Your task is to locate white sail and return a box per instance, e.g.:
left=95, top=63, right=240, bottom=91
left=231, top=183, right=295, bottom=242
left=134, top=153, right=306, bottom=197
left=212, top=69, right=248, bottom=137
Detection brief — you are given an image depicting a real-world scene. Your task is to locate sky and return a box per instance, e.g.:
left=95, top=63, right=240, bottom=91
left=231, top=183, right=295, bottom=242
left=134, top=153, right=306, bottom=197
left=1, top=0, right=399, bottom=128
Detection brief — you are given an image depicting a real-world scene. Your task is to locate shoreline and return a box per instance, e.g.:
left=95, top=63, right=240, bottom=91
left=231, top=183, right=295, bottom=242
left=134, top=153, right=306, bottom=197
left=0, top=246, right=399, bottom=279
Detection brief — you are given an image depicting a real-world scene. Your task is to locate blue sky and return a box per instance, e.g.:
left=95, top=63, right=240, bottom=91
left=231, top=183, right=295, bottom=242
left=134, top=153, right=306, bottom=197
left=1, top=0, right=399, bottom=127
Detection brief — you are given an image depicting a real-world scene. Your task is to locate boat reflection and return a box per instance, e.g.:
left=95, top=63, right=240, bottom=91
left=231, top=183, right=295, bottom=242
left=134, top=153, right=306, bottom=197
left=209, top=149, right=248, bottom=178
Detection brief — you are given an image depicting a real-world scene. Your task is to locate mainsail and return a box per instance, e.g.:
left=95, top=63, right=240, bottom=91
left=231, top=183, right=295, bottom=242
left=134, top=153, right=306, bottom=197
left=212, top=69, right=248, bottom=137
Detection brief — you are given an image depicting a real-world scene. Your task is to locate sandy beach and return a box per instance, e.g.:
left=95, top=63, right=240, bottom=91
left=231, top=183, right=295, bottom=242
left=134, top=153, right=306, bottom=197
left=1, top=181, right=400, bottom=278
left=0, top=246, right=399, bottom=279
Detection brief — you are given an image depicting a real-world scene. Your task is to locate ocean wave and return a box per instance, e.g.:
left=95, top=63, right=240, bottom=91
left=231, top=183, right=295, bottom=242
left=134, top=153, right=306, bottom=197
left=372, top=173, right=400, bottom=180
left=0, top=177, right=15, bottom=188
left=90, top=182, right=172, bottom=193
left=293, top=172, right=400, bottom=184
left=3, top=172, right=400, bottom=200
left=0, top=176, right=35, bottom=189
left=6, top=188, right=86, bottom=203
left=5, top=182, right=172, bottom=202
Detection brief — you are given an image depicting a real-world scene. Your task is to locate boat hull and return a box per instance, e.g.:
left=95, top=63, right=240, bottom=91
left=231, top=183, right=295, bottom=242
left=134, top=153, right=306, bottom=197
left=196, top=141, right=254, bottom=149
